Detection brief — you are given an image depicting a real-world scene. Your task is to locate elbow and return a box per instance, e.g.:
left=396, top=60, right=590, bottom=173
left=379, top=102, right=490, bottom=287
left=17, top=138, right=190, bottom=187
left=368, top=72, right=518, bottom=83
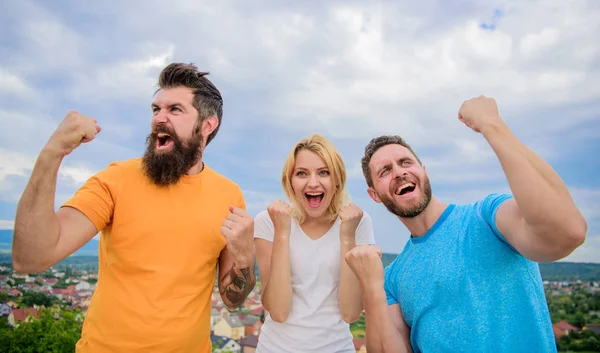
left=342, top=312, right=361, bottom=324
left=269, top=311, right=289, bottom=323
left=12, top=254, right=52, bottom=274
left=266, top=306, right=289, bottom=323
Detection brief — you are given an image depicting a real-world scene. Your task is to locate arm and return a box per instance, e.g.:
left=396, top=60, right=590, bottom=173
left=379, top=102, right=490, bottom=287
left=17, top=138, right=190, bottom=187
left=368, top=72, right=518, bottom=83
left=483, top=121, right=586, bottom=262
left=255, top=236, right=292, bottom=322
left=459, top=97, right=587, bottom=262
left=338, top=226, right=364, bottom=323
left=345, top=245, right=411, bottom=353
left=218, top=204, right=257, bottom=310
left=13, top=112, right=101, bottom=273
left=218, top=247, right=256, bottom=310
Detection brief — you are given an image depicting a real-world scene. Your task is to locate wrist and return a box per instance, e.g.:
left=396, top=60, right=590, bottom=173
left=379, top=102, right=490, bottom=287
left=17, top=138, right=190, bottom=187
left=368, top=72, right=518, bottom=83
left=41, top=143, right=66, bottom=161
left=480, top=119, right=509, bottom=138
left=235, top=253, right=255, bottom=269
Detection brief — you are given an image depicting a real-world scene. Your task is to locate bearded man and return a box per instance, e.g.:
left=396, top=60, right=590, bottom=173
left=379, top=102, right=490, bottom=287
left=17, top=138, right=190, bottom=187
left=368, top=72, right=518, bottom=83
left=344, top=96, right=587, bottom=353
left=13, top=63, right=256, bottom=353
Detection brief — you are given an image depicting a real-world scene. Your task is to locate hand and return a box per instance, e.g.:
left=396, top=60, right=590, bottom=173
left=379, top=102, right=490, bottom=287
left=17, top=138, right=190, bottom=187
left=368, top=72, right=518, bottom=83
left=45, top=111, right=102, bottom=157
left=458, top=95, right=503, bottom=134
left=221, top=206, right=255, bottom=266
left=267, top=200, right=292, bottom=236
left=345, top=245, right=384, bottom=289
left=339, top=203, right=363, bottom=239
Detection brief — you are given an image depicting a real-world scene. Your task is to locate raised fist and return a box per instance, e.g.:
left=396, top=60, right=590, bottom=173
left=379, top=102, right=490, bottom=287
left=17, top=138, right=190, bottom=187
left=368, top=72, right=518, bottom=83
left=345, top=244, right=384, bottom=289
left=339, top=203, right=363, bottom=238
left=45, top=111, right=101, bottom=157
left=267, top=200, right=292, bottom=235
left=458, top=95, right=502, bottom=134
left=220, top=206, right=255, bottom=264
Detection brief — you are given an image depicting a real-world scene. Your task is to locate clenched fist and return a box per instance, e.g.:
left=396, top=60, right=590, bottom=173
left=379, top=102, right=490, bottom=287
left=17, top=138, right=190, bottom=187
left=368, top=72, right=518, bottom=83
left=458, top=95, right=503, bottom=134
left=45, top=111, right=102, bottom=157
left=267, top=200, right=292, bottom=235
left=339, top=203, right=363, bottom=239
left=345, top=244, right=384, bottom=289
left=221, top=206, right=255, bottom=265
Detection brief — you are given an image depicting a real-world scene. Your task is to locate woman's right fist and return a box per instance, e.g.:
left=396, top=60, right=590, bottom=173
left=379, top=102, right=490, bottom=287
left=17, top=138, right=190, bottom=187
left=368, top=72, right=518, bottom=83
left=267, top=200, right=292, bottom=235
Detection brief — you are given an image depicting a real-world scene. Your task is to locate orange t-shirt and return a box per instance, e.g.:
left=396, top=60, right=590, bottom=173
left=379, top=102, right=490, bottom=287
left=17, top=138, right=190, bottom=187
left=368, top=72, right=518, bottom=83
left=62, top=158, right=245, bottom=353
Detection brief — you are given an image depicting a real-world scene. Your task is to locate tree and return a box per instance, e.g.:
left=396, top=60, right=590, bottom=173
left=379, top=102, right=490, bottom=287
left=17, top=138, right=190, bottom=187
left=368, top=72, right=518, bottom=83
left=0, top=291, right=8, bottom=303
left=20, top=291, right=57, bottom=308
left=1, top=308, right=83, bottom=352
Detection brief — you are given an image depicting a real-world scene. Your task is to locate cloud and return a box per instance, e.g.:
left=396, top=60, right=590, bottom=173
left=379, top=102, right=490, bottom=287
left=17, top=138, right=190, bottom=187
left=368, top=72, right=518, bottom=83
left=0, top=69, right=34, bottom=97
left=0, top=220, right=14, bottom=230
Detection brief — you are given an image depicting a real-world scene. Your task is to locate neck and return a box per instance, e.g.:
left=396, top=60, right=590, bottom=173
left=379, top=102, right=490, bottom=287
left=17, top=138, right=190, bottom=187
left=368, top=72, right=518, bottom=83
left=186, top=159, right=205, bottom=175
left=398, top=196, right=447, bottom=237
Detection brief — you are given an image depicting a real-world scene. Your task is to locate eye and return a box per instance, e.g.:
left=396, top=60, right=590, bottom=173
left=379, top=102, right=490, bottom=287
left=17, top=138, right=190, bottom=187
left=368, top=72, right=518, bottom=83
left=172, top=107, right=181, bottom=112
left=379, top=168, right=389, bottom=177
left=319, top=170, right=329, bottom=176
left=152, top=107, right=159, bottom=114
left=296, top=171, right=307, bottom=177
left=402, top=160, right=412, bottom=167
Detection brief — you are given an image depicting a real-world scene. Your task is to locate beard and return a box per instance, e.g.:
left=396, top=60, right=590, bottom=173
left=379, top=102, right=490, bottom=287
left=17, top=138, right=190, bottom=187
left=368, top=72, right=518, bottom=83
left=379, top=174, right=432, bottom=218
left=141, top=124, right=203, bottom=186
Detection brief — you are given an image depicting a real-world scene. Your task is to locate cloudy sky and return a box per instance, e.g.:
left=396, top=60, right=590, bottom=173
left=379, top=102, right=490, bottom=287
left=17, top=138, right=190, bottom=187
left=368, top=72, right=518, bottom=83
left=1, top=0, right=598, bottom=262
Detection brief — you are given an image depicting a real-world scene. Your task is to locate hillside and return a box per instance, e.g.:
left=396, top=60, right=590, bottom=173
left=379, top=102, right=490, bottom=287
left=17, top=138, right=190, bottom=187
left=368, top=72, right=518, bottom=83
left=1, top=229, right=599, bottom=281
left=0, top=229, right=99, bottom=256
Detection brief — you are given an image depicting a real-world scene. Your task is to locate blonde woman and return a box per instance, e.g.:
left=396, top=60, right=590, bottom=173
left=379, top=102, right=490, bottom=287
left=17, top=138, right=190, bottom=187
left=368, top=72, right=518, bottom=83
left=254, top=134, right=376, bottom=352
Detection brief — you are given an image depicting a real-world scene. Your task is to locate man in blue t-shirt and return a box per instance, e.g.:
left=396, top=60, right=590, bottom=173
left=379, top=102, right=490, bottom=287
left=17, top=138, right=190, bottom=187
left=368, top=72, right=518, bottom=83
left=344, top=96, right=587, bottom=353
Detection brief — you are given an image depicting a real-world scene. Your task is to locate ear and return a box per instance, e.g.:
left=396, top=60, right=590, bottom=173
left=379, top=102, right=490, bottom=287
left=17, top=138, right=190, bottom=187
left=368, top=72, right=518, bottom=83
left=367, top=187, right=381, bottom=203
left=201, top=115, right=219, bottom=139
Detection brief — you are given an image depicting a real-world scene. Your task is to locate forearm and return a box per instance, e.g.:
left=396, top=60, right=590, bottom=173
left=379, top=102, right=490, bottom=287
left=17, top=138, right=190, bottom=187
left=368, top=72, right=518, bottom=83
left=364, top=286, right=410, bottom=353
left=483, top=121, right=586, bottom=238
left=261, top=233, right=292, bottom=322
left=338, top=236, right=363, bottom=323
left=219, top=253, right=256, bottom=309
left=13, top=148, right=63, bottom=273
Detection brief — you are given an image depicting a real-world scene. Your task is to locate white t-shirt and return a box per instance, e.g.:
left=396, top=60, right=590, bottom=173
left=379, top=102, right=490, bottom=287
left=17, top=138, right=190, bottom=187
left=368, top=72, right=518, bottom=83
left=254, top=210, right=376, bottom=353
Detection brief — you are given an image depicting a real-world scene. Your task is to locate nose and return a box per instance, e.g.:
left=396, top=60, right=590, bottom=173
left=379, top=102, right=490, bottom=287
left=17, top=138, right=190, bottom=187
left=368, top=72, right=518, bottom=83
left=391, top=164, right=407, bottom=179
left=307, top=174, right=319, bottom=188
left=152, top=110, right=168, bottom=127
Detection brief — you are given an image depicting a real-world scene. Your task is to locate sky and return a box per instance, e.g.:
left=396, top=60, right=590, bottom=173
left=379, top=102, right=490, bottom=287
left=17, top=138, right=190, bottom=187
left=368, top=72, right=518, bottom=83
left=1, top=0, right=598, bottom=262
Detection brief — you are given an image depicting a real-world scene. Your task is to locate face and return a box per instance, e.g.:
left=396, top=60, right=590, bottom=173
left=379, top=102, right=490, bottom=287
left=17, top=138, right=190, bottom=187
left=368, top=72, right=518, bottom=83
left=142, top=87, right=203, bottom=186
left=291, top=149, right=335, bottom=221
left=368, top=144, right=432, bottom=218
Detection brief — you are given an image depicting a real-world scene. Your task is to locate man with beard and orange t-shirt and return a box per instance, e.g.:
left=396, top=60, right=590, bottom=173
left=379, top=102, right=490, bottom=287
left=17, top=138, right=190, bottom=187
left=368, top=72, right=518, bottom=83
left=12, top=63, right=256, bottom=352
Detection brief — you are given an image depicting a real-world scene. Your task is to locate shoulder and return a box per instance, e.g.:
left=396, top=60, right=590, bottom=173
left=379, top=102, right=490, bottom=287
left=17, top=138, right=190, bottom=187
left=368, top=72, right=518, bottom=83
left=254, top=210, right=274, bottom=240
left=204, top=165, right=242, bottom=190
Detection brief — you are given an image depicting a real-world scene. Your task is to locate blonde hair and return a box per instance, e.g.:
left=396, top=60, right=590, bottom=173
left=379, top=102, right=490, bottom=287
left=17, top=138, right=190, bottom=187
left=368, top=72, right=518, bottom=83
left=281, top=134, right=348, bottom=224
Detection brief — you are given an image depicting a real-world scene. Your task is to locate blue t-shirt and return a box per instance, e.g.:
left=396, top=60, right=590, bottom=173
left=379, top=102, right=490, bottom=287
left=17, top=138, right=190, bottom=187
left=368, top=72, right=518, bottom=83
left=384, top=193, right=556, bottom=353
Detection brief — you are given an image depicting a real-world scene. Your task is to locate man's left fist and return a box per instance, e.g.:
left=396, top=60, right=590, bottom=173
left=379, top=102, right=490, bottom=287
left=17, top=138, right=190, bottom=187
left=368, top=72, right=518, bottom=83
left=458, top=95, right=502, bottom=133
left=220, top=206, right=255, bottom=263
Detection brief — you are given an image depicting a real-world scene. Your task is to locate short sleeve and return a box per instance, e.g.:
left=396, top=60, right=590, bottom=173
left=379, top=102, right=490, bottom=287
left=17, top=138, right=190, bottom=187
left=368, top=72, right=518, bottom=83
left=254, top=210, right=275, bottom=242
left=61, top=162, right=122, bottom=232
left=384, top=265, right=398, bottom=306
left=355, top=211, right=376, bottom=245
left=479, top=193, right=513, bottom=243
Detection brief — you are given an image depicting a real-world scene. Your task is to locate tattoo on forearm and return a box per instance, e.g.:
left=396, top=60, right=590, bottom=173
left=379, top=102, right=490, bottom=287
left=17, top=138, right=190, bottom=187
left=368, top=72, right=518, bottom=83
left=219, top=263, right=256, bottom=308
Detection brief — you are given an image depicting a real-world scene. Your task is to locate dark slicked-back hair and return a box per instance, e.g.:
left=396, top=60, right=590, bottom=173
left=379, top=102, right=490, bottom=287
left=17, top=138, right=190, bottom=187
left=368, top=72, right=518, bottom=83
left=361, top=135, right=422, bottom=187
left=158, top=63, right=223, bottom=146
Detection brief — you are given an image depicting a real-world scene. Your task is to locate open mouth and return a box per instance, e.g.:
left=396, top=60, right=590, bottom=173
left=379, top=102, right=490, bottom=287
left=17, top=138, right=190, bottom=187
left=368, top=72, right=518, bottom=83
left=395, top=182, right=416, bottom=196
left=305, top=192, right=324, bottom=208
left=156, top=132, right=174, bottom=151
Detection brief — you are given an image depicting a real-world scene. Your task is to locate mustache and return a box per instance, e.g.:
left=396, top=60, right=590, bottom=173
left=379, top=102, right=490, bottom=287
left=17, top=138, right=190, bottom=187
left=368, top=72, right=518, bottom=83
left=151, top=124, right=176, bottom=135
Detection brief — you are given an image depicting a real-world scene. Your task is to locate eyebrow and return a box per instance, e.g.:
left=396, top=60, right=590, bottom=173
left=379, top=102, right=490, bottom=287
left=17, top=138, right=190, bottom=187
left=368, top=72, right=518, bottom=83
left=151, top=103, right=186, bottom=111
left=295, top=166, right=329, bottom=171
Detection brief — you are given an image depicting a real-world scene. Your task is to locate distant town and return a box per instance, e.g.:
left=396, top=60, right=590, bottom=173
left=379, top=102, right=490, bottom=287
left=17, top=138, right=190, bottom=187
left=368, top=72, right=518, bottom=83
left=1, top=256, right=599, bottom=352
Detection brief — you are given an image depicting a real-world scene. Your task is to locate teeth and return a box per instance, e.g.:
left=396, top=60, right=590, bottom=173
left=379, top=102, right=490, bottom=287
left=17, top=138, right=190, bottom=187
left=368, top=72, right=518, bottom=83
left=306, top=192, right=323, bottom=196
left=395, top=183, right=415, bottom=195
left=157, top=133, right=170, bottom=138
